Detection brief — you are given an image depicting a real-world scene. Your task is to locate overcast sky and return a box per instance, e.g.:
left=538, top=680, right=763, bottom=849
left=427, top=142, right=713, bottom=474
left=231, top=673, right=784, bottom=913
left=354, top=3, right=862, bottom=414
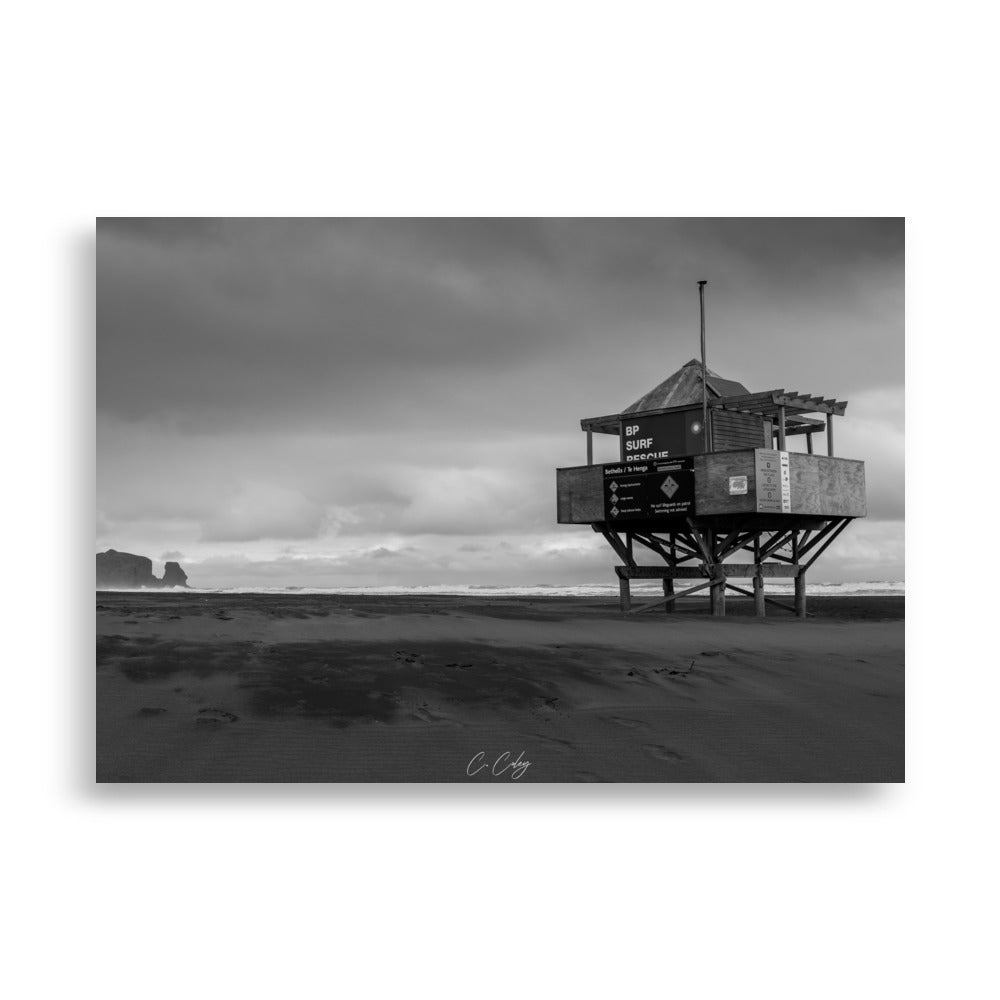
left=96, top=218, right=904, bottom=588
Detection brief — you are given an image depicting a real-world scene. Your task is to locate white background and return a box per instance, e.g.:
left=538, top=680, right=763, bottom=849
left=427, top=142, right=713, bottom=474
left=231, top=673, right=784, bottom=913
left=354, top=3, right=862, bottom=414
left=3, top=2, right=997, bottom=997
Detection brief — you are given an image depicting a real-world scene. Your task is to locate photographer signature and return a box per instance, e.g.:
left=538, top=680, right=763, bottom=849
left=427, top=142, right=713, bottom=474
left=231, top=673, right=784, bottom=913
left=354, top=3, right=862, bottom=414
left=466, top=749, right=531, bottom=781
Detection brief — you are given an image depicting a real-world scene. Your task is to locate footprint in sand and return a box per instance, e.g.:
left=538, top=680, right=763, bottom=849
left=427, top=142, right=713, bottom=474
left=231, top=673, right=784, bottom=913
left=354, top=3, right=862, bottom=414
left=654, top=661, right=695, bottom=677
left=606, top=716, right=648, bottom=730
left=533, top=696, right=560, bottom=711
left=642, top=743, right=684, bottom=763
left=411, top=703, right=459, bottom=725
left=536, top=734, right=574, bottom=749
left=196, top=707, right=239, bottom=724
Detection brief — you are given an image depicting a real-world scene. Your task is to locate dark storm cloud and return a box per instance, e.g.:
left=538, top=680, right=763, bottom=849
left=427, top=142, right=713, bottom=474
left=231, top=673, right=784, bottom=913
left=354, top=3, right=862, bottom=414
left=97, top=218, right=903, bottom=435
left=97, top=219, right=572, bottom=432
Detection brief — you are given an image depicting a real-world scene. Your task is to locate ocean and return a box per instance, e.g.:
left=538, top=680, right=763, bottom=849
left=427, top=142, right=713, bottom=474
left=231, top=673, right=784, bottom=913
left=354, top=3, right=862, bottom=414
left=97, top=580, right=905, bottom=598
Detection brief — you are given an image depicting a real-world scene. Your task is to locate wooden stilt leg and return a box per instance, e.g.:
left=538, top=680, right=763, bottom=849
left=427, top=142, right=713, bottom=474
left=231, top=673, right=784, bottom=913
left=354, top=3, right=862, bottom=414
left=706, top=528, right=717, bottom=615
left=664, top=538, right=676, bottom=613
left=619, top=576, right=631, bottom=613
left=713, top=574, right=726, bottom=616
left=794, top=571, right=806, bottom=619
left=753, top=536, right=764, bottom=618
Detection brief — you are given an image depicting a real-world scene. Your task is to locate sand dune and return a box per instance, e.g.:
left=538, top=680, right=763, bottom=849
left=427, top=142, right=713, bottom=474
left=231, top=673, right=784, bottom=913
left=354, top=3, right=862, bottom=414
left=96, top=593, right=904, bottom=782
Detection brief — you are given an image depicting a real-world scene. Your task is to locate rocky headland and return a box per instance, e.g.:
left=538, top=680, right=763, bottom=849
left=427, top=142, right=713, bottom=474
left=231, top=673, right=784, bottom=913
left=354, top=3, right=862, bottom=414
left=96, top=549, right=189, bottom=589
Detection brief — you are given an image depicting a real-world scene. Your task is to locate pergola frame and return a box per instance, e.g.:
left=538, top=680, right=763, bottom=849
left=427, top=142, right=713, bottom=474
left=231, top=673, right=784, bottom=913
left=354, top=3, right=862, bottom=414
left=580, top=389, right=848, bottom=461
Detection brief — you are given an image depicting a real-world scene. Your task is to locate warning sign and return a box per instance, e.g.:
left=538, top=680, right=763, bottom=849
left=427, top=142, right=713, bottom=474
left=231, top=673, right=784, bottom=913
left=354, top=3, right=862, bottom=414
left=602, top=458, right=695, bottom=520
left=755, top=449, right=792, bottom=513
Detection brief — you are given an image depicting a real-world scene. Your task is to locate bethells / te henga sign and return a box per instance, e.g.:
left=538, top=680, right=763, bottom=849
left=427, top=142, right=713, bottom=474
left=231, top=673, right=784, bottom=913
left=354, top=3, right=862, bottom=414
left=602, top=458, right=695, bottom=521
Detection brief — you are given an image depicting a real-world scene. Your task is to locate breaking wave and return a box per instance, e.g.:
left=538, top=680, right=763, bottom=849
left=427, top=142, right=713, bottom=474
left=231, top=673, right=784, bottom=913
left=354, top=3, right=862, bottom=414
left=98, top=580, right=905, bottom=597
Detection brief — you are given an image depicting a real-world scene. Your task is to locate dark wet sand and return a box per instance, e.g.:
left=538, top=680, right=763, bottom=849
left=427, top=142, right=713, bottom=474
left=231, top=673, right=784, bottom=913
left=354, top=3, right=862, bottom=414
left=96, top=593, right=904, bottom=782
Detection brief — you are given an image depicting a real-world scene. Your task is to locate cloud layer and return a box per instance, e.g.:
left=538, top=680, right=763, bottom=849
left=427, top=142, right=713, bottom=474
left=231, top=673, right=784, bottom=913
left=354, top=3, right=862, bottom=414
left=97, top=218, right=904, bottom=586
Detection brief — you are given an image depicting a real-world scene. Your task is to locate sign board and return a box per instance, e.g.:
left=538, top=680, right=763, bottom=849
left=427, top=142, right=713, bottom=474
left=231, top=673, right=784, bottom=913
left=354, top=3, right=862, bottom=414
left=620, top=411, right=705, bottom=462
left=755, top=448, right=791, bottom=513
left=729, top=475, right=748, bottom=495
left=603, top=458, right=695, bottom=521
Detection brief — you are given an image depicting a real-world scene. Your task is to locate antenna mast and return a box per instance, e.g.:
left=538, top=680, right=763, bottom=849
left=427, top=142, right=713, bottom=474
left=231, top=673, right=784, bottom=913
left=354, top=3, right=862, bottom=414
left=698, top=280, right=709, bottom=452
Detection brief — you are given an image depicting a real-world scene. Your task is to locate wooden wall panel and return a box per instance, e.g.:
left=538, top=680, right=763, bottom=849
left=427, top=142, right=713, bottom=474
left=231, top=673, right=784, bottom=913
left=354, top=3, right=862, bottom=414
left=556, top=466, right=604, bottom=523
left=783, top=454, right=867, bottom=516
left=694, top=452, right=757, bottom=516
left=712, top=410, right=768, bottom=450
left=815, top=456, right=868, bottom=516
left=789, top=453, right=821, bottom=514
left=557, top=454, right=866, bottom=523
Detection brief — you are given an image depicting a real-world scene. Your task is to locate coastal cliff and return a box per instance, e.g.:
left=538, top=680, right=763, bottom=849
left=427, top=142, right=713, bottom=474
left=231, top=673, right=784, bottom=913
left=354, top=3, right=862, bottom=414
left=96, top=549, right=189, bottom=589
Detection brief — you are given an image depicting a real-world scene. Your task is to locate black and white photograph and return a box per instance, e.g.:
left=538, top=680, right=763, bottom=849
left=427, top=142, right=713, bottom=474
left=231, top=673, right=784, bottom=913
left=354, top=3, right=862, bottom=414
left=96, top=217, right=904, bottom=782
left=15, top=6, right=1000, bottom=995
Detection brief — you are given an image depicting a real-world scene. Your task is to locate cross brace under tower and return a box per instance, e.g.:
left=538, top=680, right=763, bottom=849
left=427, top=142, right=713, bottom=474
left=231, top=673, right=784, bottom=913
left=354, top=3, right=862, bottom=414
left=595, top=515, right=853, bottom=617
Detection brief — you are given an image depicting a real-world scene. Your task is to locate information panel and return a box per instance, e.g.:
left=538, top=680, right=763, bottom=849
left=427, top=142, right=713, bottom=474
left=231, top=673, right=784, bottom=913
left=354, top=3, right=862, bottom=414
left=755, top=448, right=791, bottom=513
left=602, top=458, right=695, bottom=521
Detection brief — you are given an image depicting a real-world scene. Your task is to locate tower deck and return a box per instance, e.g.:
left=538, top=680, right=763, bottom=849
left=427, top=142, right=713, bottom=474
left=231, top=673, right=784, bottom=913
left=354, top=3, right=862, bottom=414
left=556, top=450, right=866, bottom=616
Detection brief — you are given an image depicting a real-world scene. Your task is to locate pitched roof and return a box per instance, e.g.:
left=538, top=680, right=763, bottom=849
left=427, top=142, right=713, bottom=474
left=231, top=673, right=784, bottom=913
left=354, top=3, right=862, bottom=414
left=622, top=359, right=750, bottom=414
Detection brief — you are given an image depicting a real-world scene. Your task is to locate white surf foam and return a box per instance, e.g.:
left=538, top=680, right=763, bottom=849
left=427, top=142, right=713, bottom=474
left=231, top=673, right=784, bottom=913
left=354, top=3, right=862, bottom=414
left=97, top=580, right=905, bottom=598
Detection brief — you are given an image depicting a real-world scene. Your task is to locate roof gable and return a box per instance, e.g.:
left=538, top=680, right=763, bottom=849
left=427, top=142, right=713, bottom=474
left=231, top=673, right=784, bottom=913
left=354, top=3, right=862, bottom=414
left=622, top=359, right=750, bottom=414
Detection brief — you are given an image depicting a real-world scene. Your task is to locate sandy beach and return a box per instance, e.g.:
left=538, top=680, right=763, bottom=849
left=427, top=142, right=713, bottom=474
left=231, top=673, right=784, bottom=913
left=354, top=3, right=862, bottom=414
left=96, top=592, right=903, bottom=782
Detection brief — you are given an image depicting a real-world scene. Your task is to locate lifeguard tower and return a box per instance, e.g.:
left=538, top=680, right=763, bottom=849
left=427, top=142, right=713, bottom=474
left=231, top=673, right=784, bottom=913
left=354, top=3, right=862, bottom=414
left=555, top=290, right=866, bottom=617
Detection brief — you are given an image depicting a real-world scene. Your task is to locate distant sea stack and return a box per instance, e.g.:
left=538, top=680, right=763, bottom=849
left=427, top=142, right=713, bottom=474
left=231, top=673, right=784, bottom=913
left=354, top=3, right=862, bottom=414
left=96, top=549, right=190, bottom=590
left=160, top=561, right=188, bottom=587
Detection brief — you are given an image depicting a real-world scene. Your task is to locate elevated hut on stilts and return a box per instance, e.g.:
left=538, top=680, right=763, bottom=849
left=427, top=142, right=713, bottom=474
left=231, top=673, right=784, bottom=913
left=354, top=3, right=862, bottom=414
left=555, top=284, right=866, bottom=617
